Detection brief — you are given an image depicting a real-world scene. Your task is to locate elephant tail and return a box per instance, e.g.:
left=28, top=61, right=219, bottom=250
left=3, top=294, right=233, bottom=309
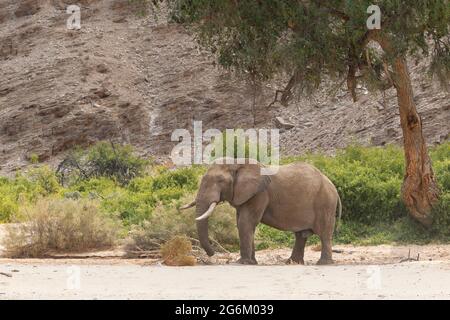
left=334, top=194, right=342, bottom=234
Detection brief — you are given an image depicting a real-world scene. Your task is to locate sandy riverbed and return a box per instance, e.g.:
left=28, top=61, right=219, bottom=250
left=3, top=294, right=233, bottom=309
left=0, top=260, right=449, bottom=299
left=1, top=224, right=449, bottom=299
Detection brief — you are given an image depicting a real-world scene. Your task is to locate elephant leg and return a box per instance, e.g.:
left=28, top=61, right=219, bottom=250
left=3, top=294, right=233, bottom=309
left=313, top=198, right=336, bottom=265
left=286, top=232, right=307, bottom=265
left=236, top=211, right=258, bottom=261
left=235, top=192, right=268, bottom=265
left=317, top=235, right=334, bottom=265
left=252, top=241, right=256, bottom=261
left=237, top=214, right=257, bottom=265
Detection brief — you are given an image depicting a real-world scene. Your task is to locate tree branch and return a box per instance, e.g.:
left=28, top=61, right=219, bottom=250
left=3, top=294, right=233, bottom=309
left=314, top=0, right=350, bottom=21
left=268, top=70, right=302, bottom=108
left=347, top=63, right=358, bottom=102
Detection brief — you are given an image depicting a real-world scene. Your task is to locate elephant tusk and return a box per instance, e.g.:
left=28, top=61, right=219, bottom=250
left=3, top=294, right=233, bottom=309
left=180, top=200, right=196, bottom=210
left=195, top=202, right=217, bottom=221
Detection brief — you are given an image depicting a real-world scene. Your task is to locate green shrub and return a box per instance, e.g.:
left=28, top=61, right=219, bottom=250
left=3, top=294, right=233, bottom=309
left=255, top=224, right=294, bottom=249
left=430, top=142, right=450, bottom=162
left=432, top=192, right=450, bottom=238
left=150, top=167, right=199, bottom=192
left=26, top=166, right=60, bottom=196
left=434, top=158, right=450, bottom=191
left=283, top=144, right=407, bottom=224
left=103, top=190, right=156, bottom=225
left=0, top=195, right=18, bottom=223
left=211, top=131, right=274, bottom=163
left=0, top=142, right=448, bottom=248
left=29, top=153, right=39, bottom=164
left=68, top=177, right=120, bottom=197
left=86, top=142, right=148, bottom=184
left=100, top=167, right=203, bottom=225
left=57, top=142, right=148, bottom=186
left=0, top=167, right=61, bottom=222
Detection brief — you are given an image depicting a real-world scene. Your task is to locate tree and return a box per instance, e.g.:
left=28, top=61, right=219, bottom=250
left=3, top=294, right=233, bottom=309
left=160, top=0, right=449, bottom=227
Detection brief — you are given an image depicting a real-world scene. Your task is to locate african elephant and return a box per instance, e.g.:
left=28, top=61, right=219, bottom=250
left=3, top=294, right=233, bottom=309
left=181, top=159, right=342, bottom=265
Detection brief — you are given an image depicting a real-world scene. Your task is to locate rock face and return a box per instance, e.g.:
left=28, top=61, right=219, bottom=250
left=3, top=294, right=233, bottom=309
left=0, top=0, right=449, bottom=174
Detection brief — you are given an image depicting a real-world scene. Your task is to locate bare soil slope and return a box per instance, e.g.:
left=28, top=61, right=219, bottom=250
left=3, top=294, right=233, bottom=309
left=0, top=0, right=449, bottom=174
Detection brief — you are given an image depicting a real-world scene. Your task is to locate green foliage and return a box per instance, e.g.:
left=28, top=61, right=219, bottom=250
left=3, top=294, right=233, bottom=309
left=0, top=194, right=18, bottom=223
left=62, top=165, right=204, bottom=226
left=161, top=0, right=450, bottom=93
left=26, top=166, right=61, bottom=196
left=431, top=143, right=450, bottom=237
left=283, top=144, right=408, bottom=224
left=432, top=192, right=450, bottom=238
left=0, top=166, right=60, bottom=222
left=256, top=224, right=294, bottom=250
left=432, top=143, right=450, bottom=191
left=105, top=167, right=203, bottom=225
left=127, top=196, right=239, bottom=251
left=67, top=177, right=120, bottom=197
left=57, top=141, right=148, bottom=186
left=0, top=142, right=448, bottom=250
left=211, top=130, right=274, bottom=163
left=150, top=167, right=199, bottom=192
left=29, top=153, right=39, bottom=164
left=255, top=142, right=450, bottom=248
left=256, top=217, right=442, bottom=248
left=85, top=142, right=148, bottom=185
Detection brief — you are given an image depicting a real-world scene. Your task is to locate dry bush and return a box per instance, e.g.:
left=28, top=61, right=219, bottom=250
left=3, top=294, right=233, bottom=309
left=126, top=196, right=239, bottom=254
left=160, top=236, right=196, bottom=266
left=2, top=199, right=120, bottom=258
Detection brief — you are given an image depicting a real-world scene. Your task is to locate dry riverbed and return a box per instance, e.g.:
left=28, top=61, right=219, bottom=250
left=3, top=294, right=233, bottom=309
left=1, top=225, right=450, bottom=299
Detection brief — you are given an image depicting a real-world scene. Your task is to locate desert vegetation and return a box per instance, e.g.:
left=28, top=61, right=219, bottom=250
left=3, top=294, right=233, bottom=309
left=0, top=141, right=448, bottom=258
left=3, top=199, right=119, bottom=258
left=144, top=0, right=450, bottom=228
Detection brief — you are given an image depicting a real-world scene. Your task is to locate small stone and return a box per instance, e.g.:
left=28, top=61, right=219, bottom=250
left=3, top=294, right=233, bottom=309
left=96, top=64, right=109, bottom=74
left=93, top=87, right=111, bottom=99
left=113, top=16, right=127, bottom=24
left=118, top=101, right=131, bottom=108
left=274, top=117, right=295, bottom=130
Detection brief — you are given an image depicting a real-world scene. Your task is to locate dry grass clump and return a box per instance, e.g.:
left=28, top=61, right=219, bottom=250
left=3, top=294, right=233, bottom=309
left=2, top=198, right=120, bottom=258
left=126, top=197, right=239, bottom=255
left=160, top=236, right=196, bottom=266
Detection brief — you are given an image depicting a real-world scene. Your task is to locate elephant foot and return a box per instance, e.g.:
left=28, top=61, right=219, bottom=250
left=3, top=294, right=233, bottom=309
left=285, top=257, right=304, bottom=265
left=236, top=258, right=257, bottom=265
left=317, top=258, right=334, bottom=265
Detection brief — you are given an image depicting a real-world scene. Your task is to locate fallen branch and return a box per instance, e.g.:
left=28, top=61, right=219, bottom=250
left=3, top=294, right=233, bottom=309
left=210, top=238, right=231, bottom=254
left=0, top=272, right=12, bottom=278
left=399, top=249, right=420, bottom=263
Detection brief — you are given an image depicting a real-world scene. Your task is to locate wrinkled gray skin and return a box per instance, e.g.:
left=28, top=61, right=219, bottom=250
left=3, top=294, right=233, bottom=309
left=191, top=160, right=342, bottom=265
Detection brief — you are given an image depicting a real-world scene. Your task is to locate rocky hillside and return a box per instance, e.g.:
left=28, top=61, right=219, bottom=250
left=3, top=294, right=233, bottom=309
left=0, top=0, right=449, bottom=174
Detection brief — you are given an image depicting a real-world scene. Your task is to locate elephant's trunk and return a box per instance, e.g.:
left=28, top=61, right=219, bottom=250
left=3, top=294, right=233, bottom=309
left=196, top=218, right=215, bottom=256
left=196, top=201, right=216, bottom=256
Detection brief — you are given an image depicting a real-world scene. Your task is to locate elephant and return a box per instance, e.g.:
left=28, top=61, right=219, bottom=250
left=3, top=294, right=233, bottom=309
left=181, top=158, right=342, bottom=265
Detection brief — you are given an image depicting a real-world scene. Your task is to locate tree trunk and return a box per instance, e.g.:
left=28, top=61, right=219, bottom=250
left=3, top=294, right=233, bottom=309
left=372, top=32, right=440, bottom=227
left=391, top=57, right=440, bottom=227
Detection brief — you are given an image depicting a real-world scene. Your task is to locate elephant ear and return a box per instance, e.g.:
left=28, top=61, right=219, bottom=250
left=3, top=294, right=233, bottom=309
left=232, top=164, right=271, bottom=206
